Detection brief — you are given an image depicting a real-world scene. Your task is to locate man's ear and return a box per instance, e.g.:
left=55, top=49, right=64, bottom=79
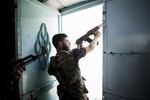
left=58, top=42, right=63, bottom=47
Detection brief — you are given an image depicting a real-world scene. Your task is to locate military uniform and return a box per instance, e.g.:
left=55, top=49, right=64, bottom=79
left=48, top=48, right=89, bottom=100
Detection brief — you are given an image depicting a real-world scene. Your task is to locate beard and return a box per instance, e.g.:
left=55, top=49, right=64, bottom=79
left=63, top=44, right=70, bottom=51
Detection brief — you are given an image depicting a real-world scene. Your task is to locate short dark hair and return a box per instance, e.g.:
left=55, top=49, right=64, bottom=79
left=52, top=33, right=68, bottom=49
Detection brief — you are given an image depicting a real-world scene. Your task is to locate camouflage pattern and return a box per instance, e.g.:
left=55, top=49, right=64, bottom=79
left=48, top=50, right=89, bottom=100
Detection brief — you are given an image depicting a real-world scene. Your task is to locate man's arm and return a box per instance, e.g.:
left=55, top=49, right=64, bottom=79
left=85, top=31, right=101, bottom=54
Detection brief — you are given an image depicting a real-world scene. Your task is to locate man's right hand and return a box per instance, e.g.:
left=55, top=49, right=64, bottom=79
left=77, top=42, right=83, bottom=49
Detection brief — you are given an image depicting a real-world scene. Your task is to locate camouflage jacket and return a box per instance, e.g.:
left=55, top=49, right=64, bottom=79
left=48, top=48, right=88, bottom=94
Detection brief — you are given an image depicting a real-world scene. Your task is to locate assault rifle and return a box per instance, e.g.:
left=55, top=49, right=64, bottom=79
left=10, top=47, right=47, bottom=68
left=75, top=24, right=102, bottom=45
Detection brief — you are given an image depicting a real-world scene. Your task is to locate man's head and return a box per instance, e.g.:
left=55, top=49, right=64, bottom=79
left=52, top=33, right=71, bottom=51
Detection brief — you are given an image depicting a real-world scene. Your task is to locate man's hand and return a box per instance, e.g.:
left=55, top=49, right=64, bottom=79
left=85, top=30, right=101, bottom=54
left=77, top=42, right=83, bottom=49
left=9, top=59, right=26, bottom=81
left=94, top=31, right=101, bottom=38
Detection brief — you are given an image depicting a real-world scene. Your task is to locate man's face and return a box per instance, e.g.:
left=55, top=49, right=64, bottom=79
left=62, top=37, right=71, bottom=50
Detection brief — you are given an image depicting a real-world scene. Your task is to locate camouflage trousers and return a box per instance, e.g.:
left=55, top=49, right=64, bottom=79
left=58, top=91, right=89, bottom=100
left=57, top=82, right=89, bottom=100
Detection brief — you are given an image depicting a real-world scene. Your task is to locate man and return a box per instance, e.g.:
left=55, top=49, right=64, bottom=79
left=48, top=30, right=101, bottom=100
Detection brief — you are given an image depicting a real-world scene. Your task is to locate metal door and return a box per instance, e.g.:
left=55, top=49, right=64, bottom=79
left=103, top=0, right=150, bottom=100
left=16, top=0, right=60, bottom=99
